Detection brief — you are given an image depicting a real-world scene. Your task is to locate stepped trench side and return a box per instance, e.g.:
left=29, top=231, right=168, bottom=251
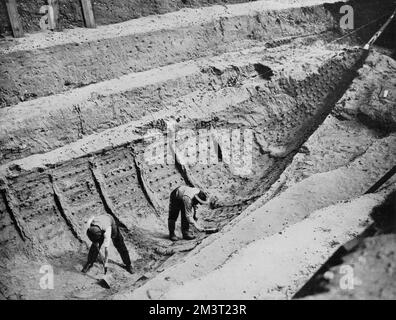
left=1, top=0, right=395, bottom=166
left=0, top=0, right=347, bottom=108
left=2, top=0, right=395, bottom=109
left=0, top=0, right=392, bottom=35
left=0, top=0, right=260, bottom=35
left=0, top=42, right=342, bottom=164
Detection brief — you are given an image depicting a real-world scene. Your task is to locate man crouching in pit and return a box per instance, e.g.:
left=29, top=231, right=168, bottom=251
left=82, top=214, right=133, bottom=274
left=168, top=185, right=217, bottom=241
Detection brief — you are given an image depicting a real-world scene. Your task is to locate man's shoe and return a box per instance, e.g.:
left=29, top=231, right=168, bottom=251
left=182, top=233, right=196, bottom=240
left=125, top=265, right=133, bottom=274
left=169, top=234, right=179, bottom=242
left=81, top=263, right=92, bottom=273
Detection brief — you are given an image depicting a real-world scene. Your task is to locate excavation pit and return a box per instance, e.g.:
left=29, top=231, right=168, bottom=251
left=0, top=0, right=395, bottom=300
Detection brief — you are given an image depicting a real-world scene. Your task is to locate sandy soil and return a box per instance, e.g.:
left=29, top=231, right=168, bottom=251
left=301, top=234, right=396, bottom=300
left=115, top=48, right=396, bottom=300
left=0, top=0, right=343, bottom=36
left=148, top=193, right=387, bottom=299
left=334, top=51, right=396, bottom=131
left=0, top=40, right=341, bottom=164
left=1, top=0, right=347, bottom=109
left=1, top=0, right=395, bottom=300
left=115, top=132, right=396, bottom=299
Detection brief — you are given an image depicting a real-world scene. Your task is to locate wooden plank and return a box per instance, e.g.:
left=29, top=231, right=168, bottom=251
left=364, top=9, right=396, bottom=50
left=5, top=0, right=24, bottom=38
left=80, top=0, right=96, bottom=28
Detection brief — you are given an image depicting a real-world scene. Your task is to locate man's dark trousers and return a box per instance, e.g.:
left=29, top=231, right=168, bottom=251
left=168, top=188, right=190, bottom=236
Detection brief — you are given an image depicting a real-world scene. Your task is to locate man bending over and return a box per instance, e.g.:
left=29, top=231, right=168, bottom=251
left=168, top=185, right=216, bottom=241
left=82, top=214, right=133, bottom=274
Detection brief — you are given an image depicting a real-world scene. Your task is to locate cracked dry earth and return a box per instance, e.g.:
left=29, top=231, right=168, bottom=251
left=0, top=0, right=395, bottom=300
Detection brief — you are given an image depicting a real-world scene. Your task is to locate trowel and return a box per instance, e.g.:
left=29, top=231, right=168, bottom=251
left=98, top=267, right=112, bottom=289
